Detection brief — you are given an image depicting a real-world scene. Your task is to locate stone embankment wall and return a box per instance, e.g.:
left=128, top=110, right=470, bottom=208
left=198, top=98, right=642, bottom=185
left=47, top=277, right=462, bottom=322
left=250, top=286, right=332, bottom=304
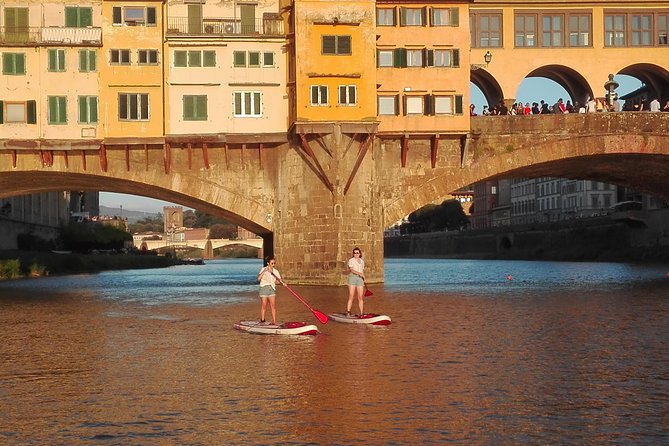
left=385, top=211, right=669, bottom=262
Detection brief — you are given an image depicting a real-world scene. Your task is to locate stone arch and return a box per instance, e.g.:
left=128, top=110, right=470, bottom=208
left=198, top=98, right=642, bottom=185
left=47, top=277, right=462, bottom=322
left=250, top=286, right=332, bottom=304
left=0, top=171, right=273, bottom=237
left=471, top=68, right=504, bottom=107
left=618, top=63, right=669, bottom=102
left=523, top=64, right=594, bottom=106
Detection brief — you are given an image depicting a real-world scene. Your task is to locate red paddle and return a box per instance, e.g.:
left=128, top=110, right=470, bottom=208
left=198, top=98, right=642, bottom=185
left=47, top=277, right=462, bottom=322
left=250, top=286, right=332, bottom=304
left=272, top=272, right=329, bottom=324
left=364, top=281, right=373, bottom=297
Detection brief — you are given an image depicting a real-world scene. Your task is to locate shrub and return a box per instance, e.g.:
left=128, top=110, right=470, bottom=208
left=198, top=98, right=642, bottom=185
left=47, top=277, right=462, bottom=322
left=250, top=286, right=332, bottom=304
left=0, top=259, right=21, bottom=280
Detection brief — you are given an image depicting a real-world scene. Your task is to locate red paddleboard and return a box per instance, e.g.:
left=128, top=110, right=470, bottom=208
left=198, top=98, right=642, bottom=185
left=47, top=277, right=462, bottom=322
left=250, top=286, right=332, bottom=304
left=327, top=313, right=392, bottom=325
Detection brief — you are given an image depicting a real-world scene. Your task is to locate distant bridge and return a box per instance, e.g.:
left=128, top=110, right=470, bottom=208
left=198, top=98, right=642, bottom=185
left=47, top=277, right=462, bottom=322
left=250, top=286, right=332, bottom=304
left=136, top=238, right=263, bottom=251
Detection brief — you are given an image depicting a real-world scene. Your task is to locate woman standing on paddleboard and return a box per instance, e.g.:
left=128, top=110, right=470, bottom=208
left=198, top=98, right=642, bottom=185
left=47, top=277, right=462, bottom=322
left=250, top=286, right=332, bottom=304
left=258, top=256, right=281, bottom=324
left=346, top=247, right=365, bottom=316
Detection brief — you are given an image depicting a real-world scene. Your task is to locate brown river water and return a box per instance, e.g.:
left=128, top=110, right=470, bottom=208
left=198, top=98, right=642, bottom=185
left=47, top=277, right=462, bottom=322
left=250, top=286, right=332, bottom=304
left=1, top=259, right=668, bottom=445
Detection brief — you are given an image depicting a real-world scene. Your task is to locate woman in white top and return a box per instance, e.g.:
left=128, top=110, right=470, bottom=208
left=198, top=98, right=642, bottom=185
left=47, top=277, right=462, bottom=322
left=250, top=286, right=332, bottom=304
left=346, top=247, right=365, bottom=316
left=257, top=256, right=282, bottom=324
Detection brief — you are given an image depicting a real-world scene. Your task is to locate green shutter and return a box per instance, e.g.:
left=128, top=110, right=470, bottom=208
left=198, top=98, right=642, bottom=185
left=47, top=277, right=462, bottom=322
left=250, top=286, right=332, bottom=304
left=425, top=49, right=433, bottom=67
left=79, top=50, right=86, bottom=71
left=393, top=48, right=404, bottom=67
left=90, top=50, right=96, bottom=71
left=90, top=97, right=98, bottom=123
left=233, top=51, right=246, bottom=67
left=450, top=7, right=459, bottom=26
left=58, top=50, right=65, bottom=71
left=183, top=96, right=193, bottom=119
left=253, top=93, right=260, bottom=115
left=79, top=96, right=87, bottom=122
left=234, top=92, right=242, bottom=115
left=455, top=95, right=463, bottom=114
left=203, top=51, right=216, bottom=67
left=197, top=96, right=207, bottom=119
left=112, top=7, right=122, bottom=24
left=0, top=101, right=3, bottom=123
left=16, top=54, right=26, bottom=74
left=48, top=97, right=57, bottom=123
left=65, top=7, right=78, bottom=27
left=48, top=50, right=57, bottom=71
left=249, top=52, right=260, bottom=67
left=80, top=8, right=93, bottom=27
left=452, top=49, right=460, bottom=67
left=174, top=51, right=187, bottom=67
left=27, top=100, right=36, bottom=124
left=322, top=36, right=336, bottom=54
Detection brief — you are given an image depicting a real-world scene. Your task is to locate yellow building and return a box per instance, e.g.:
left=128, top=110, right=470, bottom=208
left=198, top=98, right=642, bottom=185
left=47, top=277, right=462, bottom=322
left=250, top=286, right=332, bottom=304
left=99, top=0, right=164, bottom=141
left=283, top=0, right=378, bottom=124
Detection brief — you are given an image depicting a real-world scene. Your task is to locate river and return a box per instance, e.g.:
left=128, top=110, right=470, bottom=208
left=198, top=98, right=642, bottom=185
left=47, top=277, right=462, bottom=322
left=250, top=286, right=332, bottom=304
left=1, top=258, right=668, bottom=445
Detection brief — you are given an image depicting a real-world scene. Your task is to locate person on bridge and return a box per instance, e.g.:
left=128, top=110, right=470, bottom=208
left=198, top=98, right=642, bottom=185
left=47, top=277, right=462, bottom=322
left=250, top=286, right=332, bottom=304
left=258, top=256, right=282, bottom=324
left=346, top=247, right=366, bottom=316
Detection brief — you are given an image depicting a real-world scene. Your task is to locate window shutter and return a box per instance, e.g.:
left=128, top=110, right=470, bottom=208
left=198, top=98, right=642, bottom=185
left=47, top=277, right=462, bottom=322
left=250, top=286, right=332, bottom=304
left=402, top=95, right=408, bottom=116
left=199, top=96, right=207, bottom=119
left=349, top=86, right=356, bottom=104
left=455, top=95, right=463, bottom=114
left=263, top=52, right=274, bottom=66
left=452, top=49, right=460, bottom=67
left=147, top=7, right=157, bottom=25
left=425, top=49, right=433, bottom=67
left=27, top=100, right=36, bottom=124
left=90, top=51, right=96, bottom=71
left=394, top=95, right=400, bottom=115
left=140, top=94, right=149, bottom=120
left=65, top=7, right=78, bottom=27
left=80, top=8, right=93, bottom=27
left=399, top=7, right=406, bottom=26
left=425, top=94, right=433, bottom=115
left=450, top=7, right=459, bottom=26
left=48, top=97, right=57, bottom=123
left=174, top=51, right=187, bottom=67
left=338, top=36, right=351, bottom=54
left=322, top=36, right=336, bottom=54
left=234, top=51, right=246, bottom=67
left=421, top=7, right=428, bottom=26
left=90, top=97, right=98, bottom=123
left=321, top=86, right=328, bottom=104
left=112, top=7, right=122, bottom=24
left=0, top=101, right=3, bottom=124
left=49, top=50, right=57, bottom=71
left=17, top=54, right=26, bottom=74
left=79, top=97, right=86, bottom=122
left=59, top=97, right=67, bottom=123
left=119, top=94, right=127, bottom=120
left=183, top=96, right=193, bottom=119
left=253, top=93, right=261, bottom=115
left=79, top=50, right=86, bottom=71
left=58, top=50, right=65, bottom=71
left=234, top=92, right=242, bottom=115
left=203, top=51, right=216, bottom=67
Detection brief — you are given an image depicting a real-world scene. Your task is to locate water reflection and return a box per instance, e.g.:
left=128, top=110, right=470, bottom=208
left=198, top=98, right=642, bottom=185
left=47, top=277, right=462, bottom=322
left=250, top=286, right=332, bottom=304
left=0, top=259, right=668, bottom=444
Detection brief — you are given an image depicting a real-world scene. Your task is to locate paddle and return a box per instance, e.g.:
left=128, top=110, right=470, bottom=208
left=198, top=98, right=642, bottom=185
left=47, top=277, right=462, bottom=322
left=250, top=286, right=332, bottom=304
left=272, top=272, right=329, bottom=324
left=364, top=281, right=373, bottom=297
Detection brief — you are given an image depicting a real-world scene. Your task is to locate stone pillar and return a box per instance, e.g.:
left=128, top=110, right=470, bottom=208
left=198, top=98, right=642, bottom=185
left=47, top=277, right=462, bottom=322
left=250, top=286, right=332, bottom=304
left=273, top=125, right=384, bottom=285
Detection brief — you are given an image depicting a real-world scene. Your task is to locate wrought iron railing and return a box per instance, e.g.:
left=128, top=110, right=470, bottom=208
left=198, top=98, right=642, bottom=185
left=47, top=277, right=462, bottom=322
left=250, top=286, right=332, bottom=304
left=0, top=26, right=102, bottom=45
left=167, top=17, right=283, bottom=36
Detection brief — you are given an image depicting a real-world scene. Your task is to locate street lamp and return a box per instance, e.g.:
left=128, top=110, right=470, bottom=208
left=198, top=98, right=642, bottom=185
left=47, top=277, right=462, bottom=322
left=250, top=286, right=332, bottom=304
left=604, top=73, right=619, bottom=106
left=484, top=51, right=492, bottom=66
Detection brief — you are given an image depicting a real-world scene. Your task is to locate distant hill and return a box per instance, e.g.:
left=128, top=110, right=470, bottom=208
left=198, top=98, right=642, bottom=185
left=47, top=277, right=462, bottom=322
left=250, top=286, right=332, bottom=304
left=99, top=206, right=161, bottom=224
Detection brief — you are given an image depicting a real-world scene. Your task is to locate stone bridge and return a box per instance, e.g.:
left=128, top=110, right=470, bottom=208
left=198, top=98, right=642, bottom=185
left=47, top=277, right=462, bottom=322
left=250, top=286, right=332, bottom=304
left=2, top=113, right=668, bottom=284
left=136, top=238, right=263, bottom=251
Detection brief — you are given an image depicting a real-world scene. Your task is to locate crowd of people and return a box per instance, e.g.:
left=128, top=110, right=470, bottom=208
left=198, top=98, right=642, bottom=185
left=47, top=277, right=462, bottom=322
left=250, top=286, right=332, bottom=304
left=471, top=97, right=669, bottom=116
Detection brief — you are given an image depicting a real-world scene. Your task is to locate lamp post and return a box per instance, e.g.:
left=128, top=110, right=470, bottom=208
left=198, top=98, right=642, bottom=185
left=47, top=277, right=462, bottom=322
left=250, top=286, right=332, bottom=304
left=484, top=51, right=492, bottom=66
left=604, top=74, right=619, bottom=107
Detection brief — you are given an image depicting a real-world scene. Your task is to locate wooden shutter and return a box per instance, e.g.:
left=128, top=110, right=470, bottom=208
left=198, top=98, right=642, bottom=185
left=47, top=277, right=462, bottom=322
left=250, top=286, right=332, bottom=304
left=147, top=7, right=156, bottom=25
left=402, top=95, right=408, bottom=116
left=394, top=95, right=400, bottom=115
left=450, top=7, right=459, bottom=26
left=452, top=49, right=460, bottom=67
left=78, top=96, right=87, bottom=123
left=27, top=100, right=36, bottom=124
left=425, top=49, right=434, bottom=67
left=184, top=96, right=193, bottom=119
left=0, top=101, right=3, bottom=124
left=198, top=96, right=207, bottom=119
left=48, top=50, right=57, bottom=71
left=421, top=7, right=428, bottom=26
left=80, top=8, right=93, bottom=27
left=399, top=7, right=406, bottom=26
left=90, top=97, right=98, bottom=123
left=393, top=48, right=407, bottom=68
left=424, top=94, right=433, bottom=115
left=112, top=7, right=122, bottom=24
left=455, top=95, right=463, bottom=114
left=233, top=51, right=246, bottom=67
left=65, top=7, right=78, bottom=27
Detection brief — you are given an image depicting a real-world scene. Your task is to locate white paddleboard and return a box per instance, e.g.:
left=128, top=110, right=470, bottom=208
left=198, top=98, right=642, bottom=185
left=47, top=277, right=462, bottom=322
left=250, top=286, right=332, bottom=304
left=328, top=313, right=392, bottom=325
left=233, top=320, right=319, bottom=335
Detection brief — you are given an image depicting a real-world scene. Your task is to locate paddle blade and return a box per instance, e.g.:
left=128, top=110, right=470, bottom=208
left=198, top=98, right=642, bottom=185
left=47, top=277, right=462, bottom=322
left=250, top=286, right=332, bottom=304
left=313, top=310, right=329, bottom=324
left=364, top=288, right=373, bottom=297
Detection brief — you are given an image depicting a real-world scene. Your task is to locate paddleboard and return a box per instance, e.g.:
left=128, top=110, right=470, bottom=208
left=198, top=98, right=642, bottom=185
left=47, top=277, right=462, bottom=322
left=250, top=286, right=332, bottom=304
left=233, top=320, right=319, bottom=335
left=328, top=313, right=392, bottom=325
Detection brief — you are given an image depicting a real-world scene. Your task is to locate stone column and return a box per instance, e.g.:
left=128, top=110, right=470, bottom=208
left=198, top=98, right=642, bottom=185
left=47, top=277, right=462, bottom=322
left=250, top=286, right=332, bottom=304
left=273, top=124, right=383, bottom=285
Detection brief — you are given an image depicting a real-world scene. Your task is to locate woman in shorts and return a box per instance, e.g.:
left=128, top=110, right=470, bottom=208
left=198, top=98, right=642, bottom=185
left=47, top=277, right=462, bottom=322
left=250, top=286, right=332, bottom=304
left=346, top=247, right=365, bottom=316
left=257, top=256, right=281, bottom=324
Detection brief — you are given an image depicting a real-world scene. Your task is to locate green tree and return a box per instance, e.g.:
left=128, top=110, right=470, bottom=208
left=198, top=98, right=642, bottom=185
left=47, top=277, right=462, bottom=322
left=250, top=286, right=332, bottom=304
left=128, top=215, right=163, bottom=233
left=209, top=223, right=237, bottom=239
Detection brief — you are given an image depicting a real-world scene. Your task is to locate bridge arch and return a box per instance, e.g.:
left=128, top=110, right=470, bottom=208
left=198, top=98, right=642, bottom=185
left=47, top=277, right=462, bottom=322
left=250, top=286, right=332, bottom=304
left=617, top=63, right=669, bottom=102
left=471, top=68, right=504, bottom=107
left=522, top=64, right=594, bottom=106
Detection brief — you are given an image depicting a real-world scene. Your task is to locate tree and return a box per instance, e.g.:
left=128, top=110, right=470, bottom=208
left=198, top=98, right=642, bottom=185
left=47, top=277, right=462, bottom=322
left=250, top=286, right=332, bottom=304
left=404, top=200, right=469, bottom=233
left=128, top=215, right=163, bottom=233
left=209, top=223, right=237, bottom=239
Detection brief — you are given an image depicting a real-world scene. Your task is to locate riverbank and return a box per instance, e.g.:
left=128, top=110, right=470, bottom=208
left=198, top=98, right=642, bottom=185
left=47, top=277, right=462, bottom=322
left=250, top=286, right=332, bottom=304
left=0, top=250, right=181, bottom=280
left=385, top=214, right=669, bottom=263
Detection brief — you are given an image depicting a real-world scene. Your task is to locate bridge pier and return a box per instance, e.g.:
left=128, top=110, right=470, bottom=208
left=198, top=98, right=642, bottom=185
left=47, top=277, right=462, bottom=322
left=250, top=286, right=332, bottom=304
left=272, top=124, right=384, bottom=286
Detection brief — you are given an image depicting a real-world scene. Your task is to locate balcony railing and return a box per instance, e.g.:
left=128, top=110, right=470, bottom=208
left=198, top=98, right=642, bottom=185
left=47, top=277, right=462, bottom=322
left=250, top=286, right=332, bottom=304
left=167, top=16, right=283, bottom=37
left=0, top=26, right=102, bottom=46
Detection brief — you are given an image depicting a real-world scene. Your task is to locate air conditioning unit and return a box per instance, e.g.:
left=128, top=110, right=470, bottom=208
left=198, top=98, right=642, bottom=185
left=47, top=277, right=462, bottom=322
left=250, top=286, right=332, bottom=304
left=224, top=24, right=234, bottom=34
left=204, top=25, right=214, bottom=33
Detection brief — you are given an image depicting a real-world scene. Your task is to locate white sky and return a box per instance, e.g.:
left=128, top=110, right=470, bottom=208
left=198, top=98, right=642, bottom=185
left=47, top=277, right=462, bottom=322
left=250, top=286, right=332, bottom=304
left=101, top=76, right=644, bottom=213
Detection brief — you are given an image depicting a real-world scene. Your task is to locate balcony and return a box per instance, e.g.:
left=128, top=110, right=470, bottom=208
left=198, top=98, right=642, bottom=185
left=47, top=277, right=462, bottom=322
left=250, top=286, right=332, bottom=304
left=167, top=15, right=283, bottom=37
left=0, top=26, right=102, bottom=46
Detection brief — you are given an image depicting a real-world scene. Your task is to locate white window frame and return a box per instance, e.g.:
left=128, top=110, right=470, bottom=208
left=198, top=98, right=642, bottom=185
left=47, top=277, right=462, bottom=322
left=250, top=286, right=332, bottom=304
left=378, top=95, right=397, bottom=115
left=378, top=50, right=393, bottom=67
left=78, top=95, right=98, bottom=124
left=110, top=49, right=131, bottom=65
left=118, top=93, right=150, bottom=121
left=434, top=95, right=454, bottom=115
left=406, top=96, right=424, bottom=115
left=377, top=8, right=396, bottom=26
left=137, top=49, right=159, bottom=65
left=406, top=49, right=423, bottom=67
left=5, top=102, right=27, bottom=123
left=433, top=49, right=452, bottom=67
left=310, top=85, right=329, bottom=106
left=233, top=91, right=262, bottom=117
left=338, top=85, right=357, bottom=106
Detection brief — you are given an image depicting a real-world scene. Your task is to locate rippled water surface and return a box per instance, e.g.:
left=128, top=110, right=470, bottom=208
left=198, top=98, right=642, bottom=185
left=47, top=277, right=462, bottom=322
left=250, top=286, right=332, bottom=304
left=1, top=258, right=668, bottom=445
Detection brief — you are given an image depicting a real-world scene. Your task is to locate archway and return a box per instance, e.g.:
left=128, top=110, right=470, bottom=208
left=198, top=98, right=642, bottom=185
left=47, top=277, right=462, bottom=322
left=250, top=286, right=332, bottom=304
left=618, top=63, right=669, bottom=103
left=470, top=68, right=504, bottom=107
left=524, top=64, right=594, bottom=106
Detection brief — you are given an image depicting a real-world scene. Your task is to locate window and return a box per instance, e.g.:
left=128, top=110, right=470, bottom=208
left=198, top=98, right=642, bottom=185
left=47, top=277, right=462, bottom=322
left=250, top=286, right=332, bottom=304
left=406, top=49, right=423, bottom=67
left=515, top=14, right=536, bottom=47
left=248, top=51, right=261, bottom=67
left=1, top=101, right=36, bottom=124
left=377, top=49, right=393, bottom=67
left=78, top=96, right=98, bottom=124
left=471, top=12, right=502, bottom=48
left=233, top=92, right=262, bottom=117
left=233, top=51, right=246, bottom=67
left=338, top=85, right=357, bottom=106
left=310, top=85, right=328, bottom=106
left=65, top=7, right=92, bottom=27
left=659, top=14, right=668, bottom=45
left=262, top=52, right=274, bottom=67
left=48, top=49, right=66, bottom=72
left=175, top=50, right=215, bottom=67
left=400, top=7, right=424, bottom=26
left=377, top=8, right=396, bottom=26
left=113, top=6, right=157, bottom=26
left=322, top=35, right=351, bottom=55
left=110, top=49, right=131, bottom=64
left=434, top=96, right=456, bottom=114
left=138, top=50, right=159, bottom=65
left=427, top=49, right=459, bottom=67
left=378, top=95, right=398, bottom=115
left=569, top=15, right=591, bottom=46
left=542, top=15, right=563, bottom=46
left=79, top=50, right=96, bottom=72
left=118, top=93, right=149, bottom=121
left=4, top=7, right=29, bottom=43
left=405, top=96, right=424, bottom=115
left=48, top=96, right=67, bottom=124
left=2, top=53, right=26, bottom=75
left=183, top=95, right=207, bottom=121
left=431, top=8, right=458, bottom=26
left=605, top=14, right=626, bottom=46
left=631, top=14, right=652, bottom=45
